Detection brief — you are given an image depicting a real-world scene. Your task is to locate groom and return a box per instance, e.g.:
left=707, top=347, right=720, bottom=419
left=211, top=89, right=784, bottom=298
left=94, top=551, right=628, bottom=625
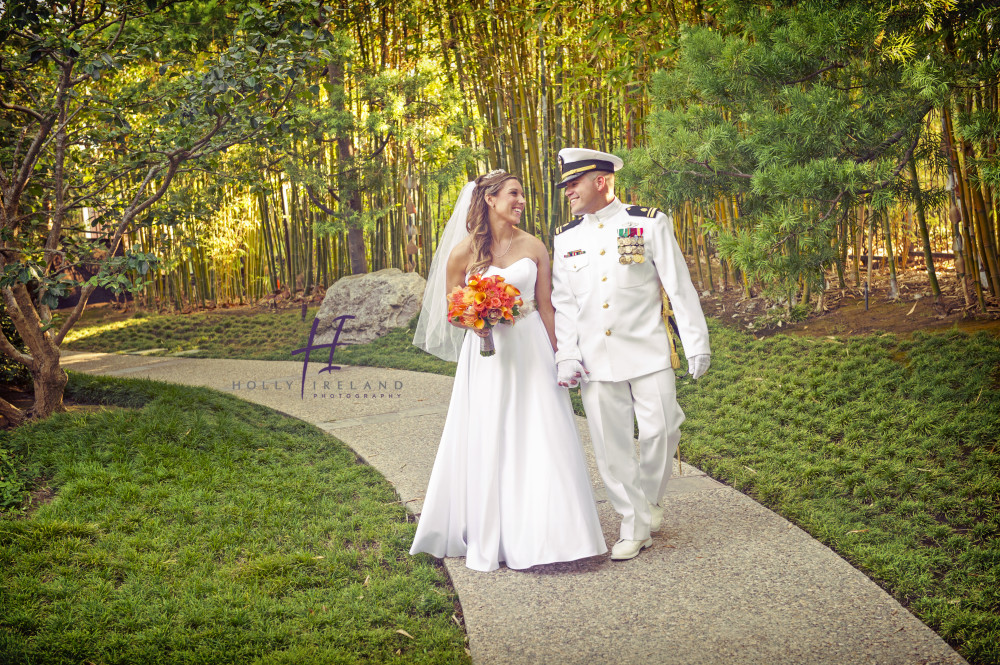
left=551, top=147, right=711, bottom=560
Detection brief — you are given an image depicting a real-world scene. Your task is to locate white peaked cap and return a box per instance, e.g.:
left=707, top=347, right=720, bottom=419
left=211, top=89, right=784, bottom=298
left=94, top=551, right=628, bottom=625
left=556, top=148, right=624, bottom=188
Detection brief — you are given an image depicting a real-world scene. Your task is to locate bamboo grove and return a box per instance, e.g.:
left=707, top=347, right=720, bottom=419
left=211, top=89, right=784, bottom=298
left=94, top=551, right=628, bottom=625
left=8, top=0, right=1000, bottom=314
left=116, top=0, right=717, bottom=310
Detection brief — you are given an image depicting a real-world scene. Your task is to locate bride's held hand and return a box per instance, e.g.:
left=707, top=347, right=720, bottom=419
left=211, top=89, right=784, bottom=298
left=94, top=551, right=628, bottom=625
left=448, top=319, right=490, bottom=337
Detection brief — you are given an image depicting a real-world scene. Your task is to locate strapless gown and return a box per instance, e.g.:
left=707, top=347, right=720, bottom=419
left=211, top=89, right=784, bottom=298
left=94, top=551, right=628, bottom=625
left=410, top=257, right=607, bottom=571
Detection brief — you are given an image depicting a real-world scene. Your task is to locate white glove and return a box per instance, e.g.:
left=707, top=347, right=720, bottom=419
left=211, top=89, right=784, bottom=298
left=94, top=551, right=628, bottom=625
left=688, top=354, right=711, bottom=380
left=557, top=359, right=589, bottom=387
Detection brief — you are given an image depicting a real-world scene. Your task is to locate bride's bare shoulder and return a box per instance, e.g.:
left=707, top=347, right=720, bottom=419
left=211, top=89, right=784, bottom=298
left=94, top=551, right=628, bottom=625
left=447, top=237, right=474, bottom=270
left=522, top=234, right=548, bottom=260
left=448, top=236, right=473, bottom=257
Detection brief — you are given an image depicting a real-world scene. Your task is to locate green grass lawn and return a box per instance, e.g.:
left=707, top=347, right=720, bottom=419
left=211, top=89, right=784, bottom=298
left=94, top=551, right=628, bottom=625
left=0, top=375, right=469, bottom=665
left=24, top=306, right=1000, bottom=664
left=62, top=306, right=455, bottom=375
left=675, top=323, right=1000, bottom=665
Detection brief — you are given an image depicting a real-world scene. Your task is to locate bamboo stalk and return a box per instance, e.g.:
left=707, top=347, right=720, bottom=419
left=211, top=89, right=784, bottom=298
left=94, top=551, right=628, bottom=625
left=943, top=105, right=986, bottom=310
left=881, top=209, right=899, bottom=299
left=908, top=157, right=940, bottom=299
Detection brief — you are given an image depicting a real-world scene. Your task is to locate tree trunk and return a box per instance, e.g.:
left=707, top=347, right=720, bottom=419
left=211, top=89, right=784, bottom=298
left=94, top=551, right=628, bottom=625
left=29, top=351, right=68, bottom=419
left=1, top=283, right=67, bottom=420
left=815, top=279, right=826, bottom=314
left=347, top=228, right=366, bottom=274
left=328, top=55, right=367, bottom=275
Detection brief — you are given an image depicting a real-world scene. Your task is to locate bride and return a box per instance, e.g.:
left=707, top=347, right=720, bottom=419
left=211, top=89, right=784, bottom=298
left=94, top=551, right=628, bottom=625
left=410, top=169, right=607, bottom=572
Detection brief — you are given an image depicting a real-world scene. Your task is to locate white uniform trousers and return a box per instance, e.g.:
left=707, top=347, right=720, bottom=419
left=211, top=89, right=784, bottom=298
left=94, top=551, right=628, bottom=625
left=580, top=368, right=684, bottom=540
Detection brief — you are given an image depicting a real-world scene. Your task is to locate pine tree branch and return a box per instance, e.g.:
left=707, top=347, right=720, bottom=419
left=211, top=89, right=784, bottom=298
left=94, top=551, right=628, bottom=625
left=686, top=159, right=754, bottom=179
left=650, top=157, right=753, bottom=180
left=856, top=103, right=932, bottom=164
left=821, top=190, right=847, bottom=222
left=305, top=185, right=339, bottom=215
left=853, top=132, right=923, bottom=196
left=782, top=61, right=845, bottom=85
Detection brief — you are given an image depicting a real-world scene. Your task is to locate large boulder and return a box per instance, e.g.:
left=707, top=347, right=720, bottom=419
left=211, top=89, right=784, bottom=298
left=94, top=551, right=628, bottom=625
left=313, top=268, right=426, bottom=345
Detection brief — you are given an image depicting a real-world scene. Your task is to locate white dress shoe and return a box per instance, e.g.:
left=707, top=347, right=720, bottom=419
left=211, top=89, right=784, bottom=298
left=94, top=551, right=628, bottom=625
left=610, top=537, right=653, bottom=560
left=649, top=502, right=664, bottom=531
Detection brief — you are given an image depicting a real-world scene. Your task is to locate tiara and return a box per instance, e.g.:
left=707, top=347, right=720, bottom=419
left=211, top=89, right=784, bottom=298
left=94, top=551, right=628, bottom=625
left=485, top=168, right=506, bottom=178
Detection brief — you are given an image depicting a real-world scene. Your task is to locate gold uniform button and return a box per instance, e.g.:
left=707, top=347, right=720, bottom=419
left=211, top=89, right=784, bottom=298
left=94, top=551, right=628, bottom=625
left=605, top=330, right=612, bottom=336
left=602, top=303, right=609, bottom=309
left=598, top=223, right=604, bottom=228
left=601, top=276, right=607, bottom=282
left=600, top=249, right=606, bottom=256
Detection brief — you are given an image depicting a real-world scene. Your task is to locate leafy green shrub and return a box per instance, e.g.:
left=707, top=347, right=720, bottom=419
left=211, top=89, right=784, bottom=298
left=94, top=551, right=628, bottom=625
left=0, top=445, right=32, bottom=514
left=789, top=302, right=811, bottom=321
left=749, top=303, right=808, bottom=331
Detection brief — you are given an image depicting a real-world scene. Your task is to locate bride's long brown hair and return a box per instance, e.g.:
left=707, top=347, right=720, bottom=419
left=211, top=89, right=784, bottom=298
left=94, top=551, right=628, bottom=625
left=467, top=170, right=521, bottom=276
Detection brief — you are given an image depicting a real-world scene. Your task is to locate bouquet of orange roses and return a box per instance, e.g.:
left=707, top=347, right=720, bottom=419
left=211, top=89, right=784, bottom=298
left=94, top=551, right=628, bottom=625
left=447, top=273, right=523, bottom=356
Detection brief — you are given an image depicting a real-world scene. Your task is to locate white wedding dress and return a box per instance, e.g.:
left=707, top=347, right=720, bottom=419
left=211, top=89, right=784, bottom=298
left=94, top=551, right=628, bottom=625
left=410, top=257, right=608, bottom=571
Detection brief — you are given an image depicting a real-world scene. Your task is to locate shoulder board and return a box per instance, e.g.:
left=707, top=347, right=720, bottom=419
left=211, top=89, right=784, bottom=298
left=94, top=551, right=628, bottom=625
left=555, top=217, right=582, bottom=235
left=626, top=205, right=660, bottom=219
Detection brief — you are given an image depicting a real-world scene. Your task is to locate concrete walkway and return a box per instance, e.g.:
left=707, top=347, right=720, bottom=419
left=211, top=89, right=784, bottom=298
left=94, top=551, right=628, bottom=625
left=63, top=351, right=967, bottom=665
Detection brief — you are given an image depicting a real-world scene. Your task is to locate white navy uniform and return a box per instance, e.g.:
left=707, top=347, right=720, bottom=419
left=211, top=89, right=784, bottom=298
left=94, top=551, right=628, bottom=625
left=552, top=198, right=710, bottom=541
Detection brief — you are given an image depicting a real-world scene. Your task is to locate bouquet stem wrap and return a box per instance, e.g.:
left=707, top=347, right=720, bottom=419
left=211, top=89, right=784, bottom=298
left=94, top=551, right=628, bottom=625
left=480, top=329, right=496, bottom=356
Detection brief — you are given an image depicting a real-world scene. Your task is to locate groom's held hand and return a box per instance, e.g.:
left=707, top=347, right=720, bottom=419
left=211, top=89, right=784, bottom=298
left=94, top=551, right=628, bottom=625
left=688, top=354, right=711, bottom=380
left=557, top=359, right=589, bottom=387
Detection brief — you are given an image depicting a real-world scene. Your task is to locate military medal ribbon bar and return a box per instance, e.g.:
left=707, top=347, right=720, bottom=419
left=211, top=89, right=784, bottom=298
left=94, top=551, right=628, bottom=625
left=617, top=227, right=646, bottom=263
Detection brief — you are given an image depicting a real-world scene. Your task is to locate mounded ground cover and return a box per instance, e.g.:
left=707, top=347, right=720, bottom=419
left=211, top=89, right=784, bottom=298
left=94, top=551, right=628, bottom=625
left=0, top=375, right=470, bottom=664
left=5, top=269, right=1000, bottom=664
